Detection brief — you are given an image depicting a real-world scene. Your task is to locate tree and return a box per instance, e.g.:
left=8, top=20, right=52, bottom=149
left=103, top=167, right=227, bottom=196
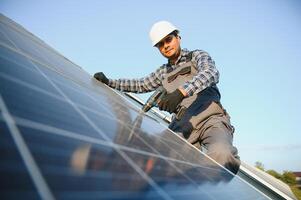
left=281, top=171, right=297, bottom=185
left=255, top=161, right=265, bottom=171
left=266, top=170, right=282, bottom=179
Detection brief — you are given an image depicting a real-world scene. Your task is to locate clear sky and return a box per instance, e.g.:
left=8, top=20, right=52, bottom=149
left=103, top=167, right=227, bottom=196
left=1, top=0, right=300, bottom=172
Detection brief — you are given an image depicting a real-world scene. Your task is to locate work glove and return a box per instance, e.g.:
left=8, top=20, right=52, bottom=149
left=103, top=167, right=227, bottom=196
left=94, top=72, right=109, bottom=85
left=158, top=89, right=185, bottom=113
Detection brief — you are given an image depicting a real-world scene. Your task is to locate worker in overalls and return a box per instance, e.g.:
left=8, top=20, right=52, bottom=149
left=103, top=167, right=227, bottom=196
left=94, top=21, right=240, bottom=174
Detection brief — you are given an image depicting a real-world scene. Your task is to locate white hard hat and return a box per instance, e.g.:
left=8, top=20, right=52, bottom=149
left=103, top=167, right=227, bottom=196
left=149, top=21, right=179, bottom=46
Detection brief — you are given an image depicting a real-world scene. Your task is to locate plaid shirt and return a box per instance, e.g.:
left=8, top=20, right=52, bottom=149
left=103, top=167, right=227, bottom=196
left=108, top=48, right=219, bottom=97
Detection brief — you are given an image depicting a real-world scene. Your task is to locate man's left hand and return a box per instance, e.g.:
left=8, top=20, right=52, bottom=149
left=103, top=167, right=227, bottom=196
left=158, top=89, right=185, bottom=113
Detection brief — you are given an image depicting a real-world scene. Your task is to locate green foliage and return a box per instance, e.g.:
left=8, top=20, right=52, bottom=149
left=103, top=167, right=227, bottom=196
left=290, top=186, right=301, bottom=200
left=281, top=171, right=297, bottom=185
left=266, top=170, right=282, bottom=179
left=254, top=162, right=300, bottom=199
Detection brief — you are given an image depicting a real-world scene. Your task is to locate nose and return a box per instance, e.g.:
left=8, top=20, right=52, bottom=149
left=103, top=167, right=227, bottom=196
left=164, top=42, right=169, bottom=49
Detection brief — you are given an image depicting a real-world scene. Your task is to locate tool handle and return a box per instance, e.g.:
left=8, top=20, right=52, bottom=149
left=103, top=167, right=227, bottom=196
left=142, top=86, right=166, bottom=112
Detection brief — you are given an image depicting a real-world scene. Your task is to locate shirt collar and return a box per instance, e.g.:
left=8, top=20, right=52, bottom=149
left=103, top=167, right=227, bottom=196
left=168, top=48, right=189, bottom=65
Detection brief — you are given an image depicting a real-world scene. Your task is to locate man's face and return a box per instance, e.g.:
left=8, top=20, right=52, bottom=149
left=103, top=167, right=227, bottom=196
left=156, top=34, right=181, bottom=60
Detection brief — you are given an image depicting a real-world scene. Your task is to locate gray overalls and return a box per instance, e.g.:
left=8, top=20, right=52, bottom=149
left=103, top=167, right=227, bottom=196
left=161, top=52, right=240, bottom=173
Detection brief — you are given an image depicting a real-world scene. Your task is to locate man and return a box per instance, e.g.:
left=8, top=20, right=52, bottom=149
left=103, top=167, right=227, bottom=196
left=94, top=21, right=240, bottom=174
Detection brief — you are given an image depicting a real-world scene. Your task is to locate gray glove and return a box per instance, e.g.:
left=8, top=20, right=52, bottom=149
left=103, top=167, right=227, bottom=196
left=94, top=72, right=109, bottom=85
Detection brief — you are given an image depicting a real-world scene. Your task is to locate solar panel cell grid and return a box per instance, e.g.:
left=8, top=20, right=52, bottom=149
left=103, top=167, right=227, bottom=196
left=0, top=14, right=271, bottom=200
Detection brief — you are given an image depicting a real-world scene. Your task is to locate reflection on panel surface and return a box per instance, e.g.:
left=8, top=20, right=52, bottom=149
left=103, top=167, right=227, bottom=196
left=0, top=14, right=269, bottom=200
left=0, top=122, right=40, bottom=199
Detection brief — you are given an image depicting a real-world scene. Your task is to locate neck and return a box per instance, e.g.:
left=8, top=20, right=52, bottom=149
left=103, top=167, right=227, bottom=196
left=169, top=48, right=181, bottom=65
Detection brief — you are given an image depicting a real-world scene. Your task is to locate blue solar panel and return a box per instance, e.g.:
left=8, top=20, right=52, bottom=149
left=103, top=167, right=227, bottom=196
left=0, top=14, right=271, bottom=200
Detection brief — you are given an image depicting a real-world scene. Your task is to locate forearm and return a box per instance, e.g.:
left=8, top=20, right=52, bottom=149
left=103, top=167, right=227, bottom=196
left=107, top=65, right=166, bottom=93
left=108, top=78, right=161, bottom=93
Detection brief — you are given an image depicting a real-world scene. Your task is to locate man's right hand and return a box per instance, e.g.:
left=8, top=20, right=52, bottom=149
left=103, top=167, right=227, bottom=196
left=94, top=72, right=109, bottom=85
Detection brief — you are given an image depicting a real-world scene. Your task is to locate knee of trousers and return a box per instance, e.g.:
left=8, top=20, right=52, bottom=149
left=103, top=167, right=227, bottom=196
left=206, top=143, right=240, bottom=174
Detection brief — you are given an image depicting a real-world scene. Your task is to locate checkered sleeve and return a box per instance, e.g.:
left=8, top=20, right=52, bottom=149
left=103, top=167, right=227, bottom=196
left=108, top=65, right=166, bottom=93
left=181, top=50, right=219, bottom=96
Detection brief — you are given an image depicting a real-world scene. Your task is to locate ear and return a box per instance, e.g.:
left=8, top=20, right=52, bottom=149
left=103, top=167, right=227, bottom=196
left=177, top=35, right=181, bottom=42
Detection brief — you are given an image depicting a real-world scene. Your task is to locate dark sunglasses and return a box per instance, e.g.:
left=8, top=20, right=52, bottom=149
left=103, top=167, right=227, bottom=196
left=155, top=35, right=175, bottom=48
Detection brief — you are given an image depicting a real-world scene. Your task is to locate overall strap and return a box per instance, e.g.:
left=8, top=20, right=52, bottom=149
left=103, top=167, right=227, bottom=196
left=185, top=51, right=198, bottom=71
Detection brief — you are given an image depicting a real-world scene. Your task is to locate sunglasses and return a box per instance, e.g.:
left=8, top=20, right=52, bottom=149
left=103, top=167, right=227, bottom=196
left=155, top=35, right=175, bottom=48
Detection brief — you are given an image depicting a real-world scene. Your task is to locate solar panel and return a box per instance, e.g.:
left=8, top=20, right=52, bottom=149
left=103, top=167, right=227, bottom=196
left=0, top=14, right=272, bottom=200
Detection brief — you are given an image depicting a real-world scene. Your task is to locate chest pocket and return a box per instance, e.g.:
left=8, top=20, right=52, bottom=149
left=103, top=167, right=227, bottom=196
left=167, top=66, right=191, bottom=83
left=162, top=61, right=197, bottom=93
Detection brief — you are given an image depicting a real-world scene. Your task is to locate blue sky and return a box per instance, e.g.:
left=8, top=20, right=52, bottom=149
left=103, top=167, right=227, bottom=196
left=1, top=0, right=300, bottom=172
